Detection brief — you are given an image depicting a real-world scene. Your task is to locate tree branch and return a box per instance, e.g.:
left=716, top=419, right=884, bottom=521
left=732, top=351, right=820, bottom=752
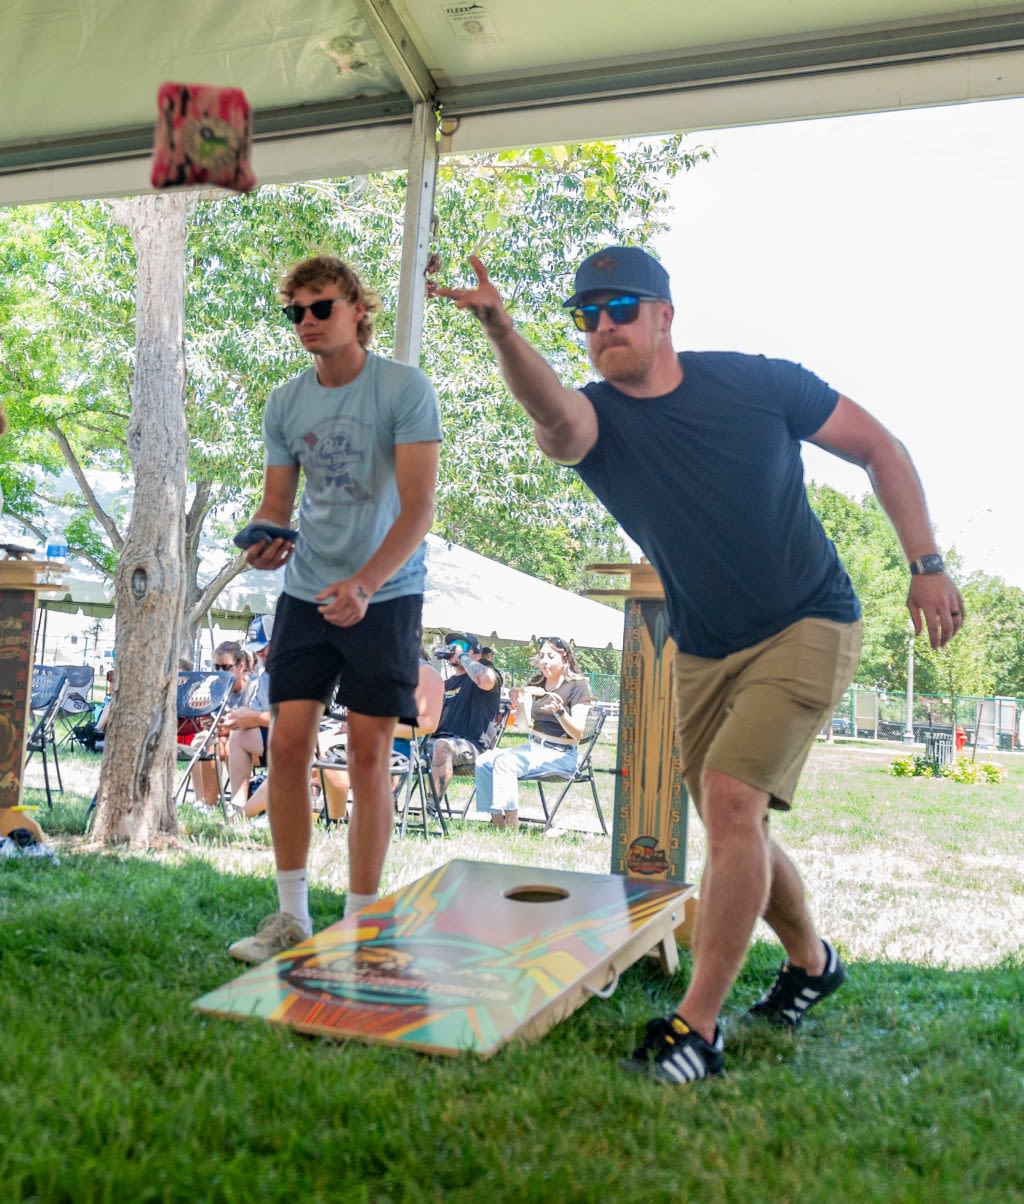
left=51, top=423, right=124, bottom=554
left=187, top=552, right=249, bottom=628
left=185, top=479, right=212, bottom=566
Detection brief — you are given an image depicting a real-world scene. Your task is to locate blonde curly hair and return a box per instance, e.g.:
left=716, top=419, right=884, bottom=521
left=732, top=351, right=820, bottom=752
left=278, top=255, right=381, bottom=348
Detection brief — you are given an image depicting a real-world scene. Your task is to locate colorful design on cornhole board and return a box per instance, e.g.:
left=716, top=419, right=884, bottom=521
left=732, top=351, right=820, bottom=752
left=194, top=860, right=693, bottom=1057
left=612, top=598, right=688, bottom=882
left=151, top=83, right=255, bottom=193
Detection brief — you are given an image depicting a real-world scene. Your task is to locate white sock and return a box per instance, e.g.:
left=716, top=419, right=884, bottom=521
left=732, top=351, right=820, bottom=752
left=276, top=868, right=312, bottom=935
left=344, top=890, right=378, bottom=918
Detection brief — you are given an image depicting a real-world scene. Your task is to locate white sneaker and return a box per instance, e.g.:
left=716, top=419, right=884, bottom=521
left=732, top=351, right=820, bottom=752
left=228, top=912, right=308, bottom=964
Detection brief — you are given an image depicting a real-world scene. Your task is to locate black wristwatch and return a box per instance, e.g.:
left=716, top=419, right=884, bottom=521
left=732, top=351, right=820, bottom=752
left=909, top=554, right=945, bottom=575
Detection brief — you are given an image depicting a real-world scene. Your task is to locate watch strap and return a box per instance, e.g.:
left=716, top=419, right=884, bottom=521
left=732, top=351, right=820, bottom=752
left=909, top=553, right=945, bottom=575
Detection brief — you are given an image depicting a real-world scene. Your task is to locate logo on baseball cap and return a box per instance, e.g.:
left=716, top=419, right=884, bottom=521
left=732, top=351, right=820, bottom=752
left=244, top=613, right=274, bottom=651
left=563, top=246, right=672, bottom=308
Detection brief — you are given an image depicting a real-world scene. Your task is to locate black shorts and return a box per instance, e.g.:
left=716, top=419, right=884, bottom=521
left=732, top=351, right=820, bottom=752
left=267, top=592, right=422, bottom=720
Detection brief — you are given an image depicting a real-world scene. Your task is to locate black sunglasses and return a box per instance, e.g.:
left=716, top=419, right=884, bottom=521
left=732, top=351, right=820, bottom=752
left=281, top=297, right=344, bottom=324
left=537, top=636, right=569, bottom=652
left=214, top=661, right=236, bottom=670
left=570, top=295, right=642, bottom=333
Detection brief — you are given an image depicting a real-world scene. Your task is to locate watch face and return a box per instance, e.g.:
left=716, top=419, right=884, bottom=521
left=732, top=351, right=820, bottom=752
left=912, top=554, right=945, bottom=574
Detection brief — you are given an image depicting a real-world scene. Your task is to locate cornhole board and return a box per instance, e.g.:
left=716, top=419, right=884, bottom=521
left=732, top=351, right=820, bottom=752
left=194, top=859, right=694, bottom=1057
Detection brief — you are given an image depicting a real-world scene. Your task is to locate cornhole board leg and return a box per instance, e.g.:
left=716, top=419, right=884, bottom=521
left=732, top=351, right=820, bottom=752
left=194, top=859, right=694, bottom=1058
left=655, top=930, right=679, bottom=976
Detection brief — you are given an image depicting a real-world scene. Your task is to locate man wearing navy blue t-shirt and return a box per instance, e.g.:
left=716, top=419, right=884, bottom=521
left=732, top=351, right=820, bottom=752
left=428, top=632, right=501, bottom=800
left=433, top=246, right=964, bottom=1086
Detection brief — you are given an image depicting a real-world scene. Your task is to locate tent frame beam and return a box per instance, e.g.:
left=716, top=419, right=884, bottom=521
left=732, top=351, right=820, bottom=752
left=5, top=10, right=1024, bottom=181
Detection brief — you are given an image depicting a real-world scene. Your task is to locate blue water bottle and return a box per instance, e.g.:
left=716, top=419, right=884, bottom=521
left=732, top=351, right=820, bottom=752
left=46, top=529, right=69, bottom=560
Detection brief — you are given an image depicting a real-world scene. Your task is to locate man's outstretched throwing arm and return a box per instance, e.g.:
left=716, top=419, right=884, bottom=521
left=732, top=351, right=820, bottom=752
left=430, top=255, right=597, bottom=464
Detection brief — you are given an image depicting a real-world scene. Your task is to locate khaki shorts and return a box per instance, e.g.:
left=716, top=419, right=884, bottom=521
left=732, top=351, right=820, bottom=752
left=672, top=618, right=862, bottom=812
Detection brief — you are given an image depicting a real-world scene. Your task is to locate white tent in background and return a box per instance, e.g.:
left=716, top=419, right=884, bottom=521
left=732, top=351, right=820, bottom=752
left=33, top=531, right=624, bottom=650
left=421, top=535, right=621, bottom=649
left=216, top=534, right=623, bottom=650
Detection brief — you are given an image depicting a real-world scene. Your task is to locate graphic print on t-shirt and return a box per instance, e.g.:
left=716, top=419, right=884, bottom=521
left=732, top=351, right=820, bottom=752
left=302, top=416, right=373, bottom=502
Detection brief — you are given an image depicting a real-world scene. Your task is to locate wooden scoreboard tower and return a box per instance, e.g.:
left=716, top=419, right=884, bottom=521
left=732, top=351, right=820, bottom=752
left=586, top=563, right=691, bottom=897
left=0, top=557, right=63, bottom=840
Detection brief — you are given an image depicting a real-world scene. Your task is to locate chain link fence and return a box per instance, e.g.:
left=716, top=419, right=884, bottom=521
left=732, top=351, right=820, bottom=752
left=829, top=688, right=1022, bottom=752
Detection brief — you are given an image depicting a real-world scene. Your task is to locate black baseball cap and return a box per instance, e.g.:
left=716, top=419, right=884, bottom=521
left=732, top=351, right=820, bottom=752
left=563, top=245, right=672, bottom=308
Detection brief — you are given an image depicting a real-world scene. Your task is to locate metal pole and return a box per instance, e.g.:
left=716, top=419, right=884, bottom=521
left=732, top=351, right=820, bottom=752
left=904, top=626, right=915, bottom=743
left=393, top=102, right=439, bottom=366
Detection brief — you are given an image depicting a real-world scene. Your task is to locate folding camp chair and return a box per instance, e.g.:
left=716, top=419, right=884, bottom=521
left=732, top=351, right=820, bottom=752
left=25, top=665, right=70, bottom=808
left=446, top=699, right=513, bottom=820
left=172, top=670, right=235, bottom=808
left=55, top=664, right=96, bottom=749
left=519, top=704, right=609, bottom=834
left=394, top=734, right=447, bottom=838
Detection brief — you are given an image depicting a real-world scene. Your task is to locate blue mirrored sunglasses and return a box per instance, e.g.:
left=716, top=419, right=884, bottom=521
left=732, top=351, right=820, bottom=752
left=570, top=294, right=641, bottom=333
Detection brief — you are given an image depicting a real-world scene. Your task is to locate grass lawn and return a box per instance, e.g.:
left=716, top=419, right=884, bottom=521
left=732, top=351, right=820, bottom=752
left=3, top=737, right=1022, bottom=1202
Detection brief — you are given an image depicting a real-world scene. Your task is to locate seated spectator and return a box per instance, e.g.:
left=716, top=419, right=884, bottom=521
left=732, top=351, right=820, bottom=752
left=188, top=639, right=260, bottom=809
left=76, top=691, right=113, bottom=753
left=223, top=615, right=274, bottom=818
left=474, top=636, right=591, bottom=831
left=428, top=632, right=502, bottom=800
left=316, top=657, right=444, bottom=823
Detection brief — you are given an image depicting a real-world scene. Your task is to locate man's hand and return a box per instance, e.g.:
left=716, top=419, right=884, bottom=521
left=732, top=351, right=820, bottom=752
left=428, top=255, right=514, bottom=338
left=243, top=535, right=294, bottom=571
left=907, top=573, right=965, bottom=649
left=316, top=578, right=371, bottom=628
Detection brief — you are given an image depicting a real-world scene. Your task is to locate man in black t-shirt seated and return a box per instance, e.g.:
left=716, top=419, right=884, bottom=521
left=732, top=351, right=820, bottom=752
left=429, top=632, right=501, bottom=799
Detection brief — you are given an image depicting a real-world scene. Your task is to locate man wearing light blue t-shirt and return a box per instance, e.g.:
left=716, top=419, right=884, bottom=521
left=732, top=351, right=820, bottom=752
left=230, top=255, right=441, bottom=964
left=434, top=246, right=963, bottom=1086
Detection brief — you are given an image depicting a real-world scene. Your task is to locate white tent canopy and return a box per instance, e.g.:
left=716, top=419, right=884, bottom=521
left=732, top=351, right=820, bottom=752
left=25, top=530, right=624, bottom=649
left=2, top=471, right=622, bottom=646
left=216, top=534, right=623, bottom=649
left=5, top=1, right=1024, bottom=206
left=424, top=535, right=621, bottom=648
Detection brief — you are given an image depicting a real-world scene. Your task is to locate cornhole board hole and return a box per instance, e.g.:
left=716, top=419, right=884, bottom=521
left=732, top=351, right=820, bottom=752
left=194, top=859, right=694, bottom=1057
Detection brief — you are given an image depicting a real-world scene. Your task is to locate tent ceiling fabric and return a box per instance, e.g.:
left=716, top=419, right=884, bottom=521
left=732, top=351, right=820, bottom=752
left=3, top=0, right=1024, bottom=204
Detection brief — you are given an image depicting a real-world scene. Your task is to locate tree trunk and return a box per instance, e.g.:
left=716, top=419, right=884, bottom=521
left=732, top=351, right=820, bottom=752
left=92, top=194, right=188, bottom=845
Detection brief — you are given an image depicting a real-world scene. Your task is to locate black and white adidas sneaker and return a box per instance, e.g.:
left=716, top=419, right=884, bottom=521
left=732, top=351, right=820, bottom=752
left=620, top=1014, right=725, bottom=1084
left=749, top=939, right=846, bottom=1028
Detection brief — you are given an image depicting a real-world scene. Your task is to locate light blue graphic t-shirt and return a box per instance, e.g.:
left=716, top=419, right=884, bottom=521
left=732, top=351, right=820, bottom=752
left=263, top=352, right=441, bottom=603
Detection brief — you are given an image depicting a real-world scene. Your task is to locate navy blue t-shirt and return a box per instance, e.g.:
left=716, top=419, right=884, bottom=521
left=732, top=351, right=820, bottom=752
left=434, top=671, right=501, bottom=749
left=574, top=351, right=861, bottom=658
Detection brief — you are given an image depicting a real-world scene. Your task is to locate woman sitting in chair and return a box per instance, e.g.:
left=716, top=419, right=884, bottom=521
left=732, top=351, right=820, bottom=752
left=188, top=641, right=259, bottom=809
left=475, top=636, right=592, bottom=831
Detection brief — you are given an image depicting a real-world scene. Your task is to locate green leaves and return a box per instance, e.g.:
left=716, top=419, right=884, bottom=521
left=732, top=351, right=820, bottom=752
left=809, top=482, right=1024, bottom=698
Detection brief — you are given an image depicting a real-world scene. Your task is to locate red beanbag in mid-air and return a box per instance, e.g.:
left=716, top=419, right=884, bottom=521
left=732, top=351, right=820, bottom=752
left=151, top=82, right=256, bottom=193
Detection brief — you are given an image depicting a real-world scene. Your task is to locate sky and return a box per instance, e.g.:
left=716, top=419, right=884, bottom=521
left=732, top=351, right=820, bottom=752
left=653, top=96, right=1024, bottom=588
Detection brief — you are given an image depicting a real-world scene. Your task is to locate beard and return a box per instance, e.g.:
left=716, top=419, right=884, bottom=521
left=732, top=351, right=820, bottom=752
left=589, top=339, right=657, bottom=386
